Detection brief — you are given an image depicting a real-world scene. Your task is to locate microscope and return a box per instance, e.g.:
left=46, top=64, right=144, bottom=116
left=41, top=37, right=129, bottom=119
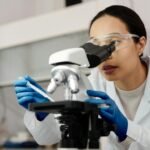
left=29, top=41, right=116, bottom=149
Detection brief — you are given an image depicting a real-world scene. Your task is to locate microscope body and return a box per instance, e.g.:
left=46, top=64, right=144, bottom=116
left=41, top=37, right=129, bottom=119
left=30, top=43, right=115, bottom=149
left=47, top=47, right=92, bottom=100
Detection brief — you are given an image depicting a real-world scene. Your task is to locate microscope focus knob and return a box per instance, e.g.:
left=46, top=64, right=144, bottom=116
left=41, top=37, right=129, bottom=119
left=67, top=74, right=79, bottom=93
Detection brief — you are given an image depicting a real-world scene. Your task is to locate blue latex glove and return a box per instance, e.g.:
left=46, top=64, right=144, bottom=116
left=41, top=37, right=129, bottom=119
left=86, top=90, right=128, bottom=142
left=14, top=75, right=49, bottom=121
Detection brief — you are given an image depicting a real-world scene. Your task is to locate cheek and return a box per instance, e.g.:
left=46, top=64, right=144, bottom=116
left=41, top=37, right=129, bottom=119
left=117, top=49, right=138, bottom=67
left=114, top=50, right=139, bottom=77
left=98, top=49, right=139, bottom=80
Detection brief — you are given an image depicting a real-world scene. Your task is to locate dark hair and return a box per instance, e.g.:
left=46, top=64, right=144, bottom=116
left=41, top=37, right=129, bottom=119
left=89, top=5, right=147, bottom=42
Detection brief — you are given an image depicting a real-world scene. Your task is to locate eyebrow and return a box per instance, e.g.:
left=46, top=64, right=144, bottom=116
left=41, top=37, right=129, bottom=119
left=89, top=36, right=94, bottom=39
left=107, top=32, right=123, bottom=36
left=89, top=32, right=122, bottom=39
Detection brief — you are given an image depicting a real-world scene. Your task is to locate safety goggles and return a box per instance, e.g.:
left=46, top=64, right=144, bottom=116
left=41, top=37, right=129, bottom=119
left=88, top=33, right=140, bottom=51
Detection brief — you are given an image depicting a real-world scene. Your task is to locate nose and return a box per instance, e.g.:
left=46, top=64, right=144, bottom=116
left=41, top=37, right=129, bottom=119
left=107, top=54, right=113, bottom=60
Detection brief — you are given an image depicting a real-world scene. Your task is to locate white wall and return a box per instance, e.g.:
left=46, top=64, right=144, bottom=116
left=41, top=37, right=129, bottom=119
left=0, top=0, right=64, bottom=25
left=0, top=0, right=96, bottom=25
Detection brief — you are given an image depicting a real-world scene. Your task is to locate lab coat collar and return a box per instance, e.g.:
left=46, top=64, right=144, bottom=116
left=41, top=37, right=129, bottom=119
left=105, top=56, right=150, bottom=122
left=134, top=56, right=150, bottom=122
left=106, top=81, right=127, bottom=118
left=105, top=74, right=150, bottom=123
left=141, top=56, right=150, bottom=102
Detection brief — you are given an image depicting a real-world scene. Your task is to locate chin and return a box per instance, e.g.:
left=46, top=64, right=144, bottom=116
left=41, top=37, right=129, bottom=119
left=103, top=74, right=119, bottom=81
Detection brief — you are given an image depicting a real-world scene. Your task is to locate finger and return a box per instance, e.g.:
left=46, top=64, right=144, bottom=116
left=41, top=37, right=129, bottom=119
left=105, top=99, right=114, bottom=106
left=13, top=79, right=27, bottom=86
left=101, top=107, right=113, bottom=113
left=15, top=87, right=33, bottom=93
left=85, top=98, right=105, bottom=105
left=18, top=96, right=35, bottom=104
left=87, top=90, right=110, bottom=99
left=24, top=75, right=45, bottom=92
left=17, top=92, right=35, bottom=99
left=18, top=94, right=48, bottom=103
left=100, top=109, right=113, bottom=122
left=24, top=75, right=36, bottom=83
left=18, top=96, right=36, bottom=109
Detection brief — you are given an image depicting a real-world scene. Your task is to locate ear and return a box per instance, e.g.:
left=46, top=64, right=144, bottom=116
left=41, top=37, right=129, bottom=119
left=136, top=36, right=147, bottom=56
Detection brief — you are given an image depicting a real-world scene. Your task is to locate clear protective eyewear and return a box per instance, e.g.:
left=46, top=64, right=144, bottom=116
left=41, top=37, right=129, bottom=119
left=88, top=33, right=140, bottom=51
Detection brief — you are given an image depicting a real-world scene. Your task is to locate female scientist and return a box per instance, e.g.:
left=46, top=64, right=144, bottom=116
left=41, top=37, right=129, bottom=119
left=14, top=5, right=150, bottom=150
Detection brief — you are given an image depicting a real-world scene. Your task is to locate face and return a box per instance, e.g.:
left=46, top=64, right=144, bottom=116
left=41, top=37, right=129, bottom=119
left=89, top=15, right=145, bottom=81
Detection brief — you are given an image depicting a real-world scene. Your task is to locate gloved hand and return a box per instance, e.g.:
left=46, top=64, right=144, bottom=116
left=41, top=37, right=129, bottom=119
left=86, top=90, right=128, bottom=142
left=14, top=75, right=49, bottom=121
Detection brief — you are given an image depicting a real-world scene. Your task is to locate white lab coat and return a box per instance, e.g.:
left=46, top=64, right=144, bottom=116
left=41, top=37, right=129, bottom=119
left=88, top=56, right=150, bottom=150
left=24, top=57, right=150, bottom=150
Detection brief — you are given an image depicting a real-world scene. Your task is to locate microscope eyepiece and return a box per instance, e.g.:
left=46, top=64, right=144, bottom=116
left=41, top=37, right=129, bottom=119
left=81, top=42, right=115, bottom=68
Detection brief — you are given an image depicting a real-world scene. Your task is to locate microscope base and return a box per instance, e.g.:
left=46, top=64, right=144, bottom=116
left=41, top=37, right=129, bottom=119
left=57, top=148, right=99, bottom=150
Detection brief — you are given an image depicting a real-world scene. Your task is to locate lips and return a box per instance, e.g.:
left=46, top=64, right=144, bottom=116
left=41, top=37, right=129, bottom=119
left=102, top=65, right=118, bottom=74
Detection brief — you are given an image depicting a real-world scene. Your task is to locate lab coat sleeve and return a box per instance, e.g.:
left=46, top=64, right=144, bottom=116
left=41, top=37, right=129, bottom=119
left=127, top=120, right=150, bottom=149
left=24, top=111, right=61, bottom=145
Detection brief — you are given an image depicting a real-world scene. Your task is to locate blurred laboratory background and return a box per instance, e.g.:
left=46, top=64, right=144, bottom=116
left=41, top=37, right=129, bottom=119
left=0, top=0, right=149, bottom=149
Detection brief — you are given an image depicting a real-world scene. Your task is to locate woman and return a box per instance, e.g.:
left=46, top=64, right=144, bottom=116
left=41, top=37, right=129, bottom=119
left=85, top=5, right=149, bottom=149
left=14, top=5, right=150, bottom=150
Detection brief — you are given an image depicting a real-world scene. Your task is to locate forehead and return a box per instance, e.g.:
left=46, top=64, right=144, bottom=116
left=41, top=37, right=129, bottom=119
left=90, top=15, right=129, bottom=38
